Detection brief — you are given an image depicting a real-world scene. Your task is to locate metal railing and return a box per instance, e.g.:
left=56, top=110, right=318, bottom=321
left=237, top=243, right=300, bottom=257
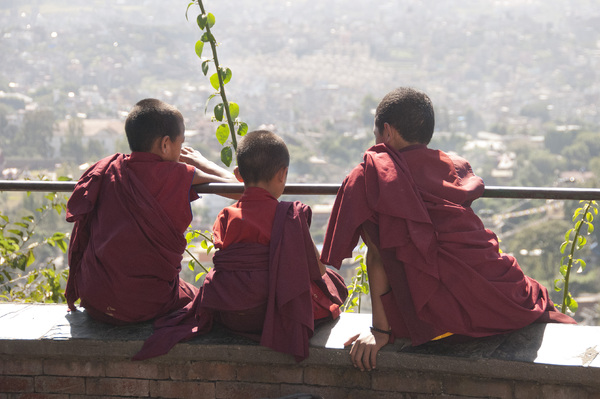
left=1, top=180, right=600, bottom=200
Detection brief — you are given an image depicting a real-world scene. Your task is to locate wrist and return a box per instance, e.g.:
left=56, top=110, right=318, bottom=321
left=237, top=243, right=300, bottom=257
left=370, top=326, right=392, bottom=336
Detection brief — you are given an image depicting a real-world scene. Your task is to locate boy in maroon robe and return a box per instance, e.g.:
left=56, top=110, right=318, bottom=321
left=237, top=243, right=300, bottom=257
left=134, top=130, right=347, bottom=361
left=321, top=87, right=576, bottom=371
left=66, top=98, right=237, bottom=325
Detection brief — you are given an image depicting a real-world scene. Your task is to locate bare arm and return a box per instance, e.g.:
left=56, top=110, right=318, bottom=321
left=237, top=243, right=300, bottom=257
left=344, top=228, right=391, bottom=371
left=179, top=146, right=240, bottom=200
left=313, top=240, right=327, bottom=276
left=179, top=146, right=237, bottom=184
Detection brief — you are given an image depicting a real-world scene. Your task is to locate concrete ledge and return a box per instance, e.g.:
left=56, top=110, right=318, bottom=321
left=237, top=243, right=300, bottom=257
left=1, top=303, right=600, bottom=398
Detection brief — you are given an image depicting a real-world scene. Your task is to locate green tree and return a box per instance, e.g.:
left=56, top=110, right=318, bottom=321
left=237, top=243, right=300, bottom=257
left=15, top=109, right=55, bottom=158
left=60, top=118, right=85, bottom=164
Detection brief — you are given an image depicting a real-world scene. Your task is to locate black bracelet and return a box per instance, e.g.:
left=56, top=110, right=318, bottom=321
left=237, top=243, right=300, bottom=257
left=370, top=326, right=392, bottom=335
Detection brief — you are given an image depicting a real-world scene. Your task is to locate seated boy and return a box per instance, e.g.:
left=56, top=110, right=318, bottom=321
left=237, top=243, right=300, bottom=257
left=320, top=87, right=576, bottom=371
left=134, top=130, right=348, bottom=361
left=66, top=98, right=237, bottom=325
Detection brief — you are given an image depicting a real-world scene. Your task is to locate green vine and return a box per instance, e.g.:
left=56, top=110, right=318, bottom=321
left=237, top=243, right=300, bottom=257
left=341, top=243, right=370, bottom=313
left=554, top=200, right=598, bottom=314
left=187, top=0, right=248, bottom=166
left=184, top=228, right=214, bottom=283
left=0, top=181, right=70, bottom=303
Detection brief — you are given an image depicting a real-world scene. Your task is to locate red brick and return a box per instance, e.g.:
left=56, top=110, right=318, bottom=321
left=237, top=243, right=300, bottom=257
left=105, top=360, right=169, bottom=379
left=372, top=370, right=442, bottom=394
left=442, top=376, right=511, bottom=399
left=42, top=360, right=104, bottom=377
left=150, top=380, right=215, bottom=399
left=86, top=377, right=150, bottom=397
left=236, top=363, right=302, bottom=384
left=280, top=384, right=352, bottom=399
left=34, top=376, right=85, bottom=394
left=514, top=381, right=543, bottom=399
left=303, top=366, right=370, bottom=389
left=0, top=358, right=43, bottom=376
left=216, top=381, right=280, bottom=399
left=0, top=376, right=34, bottom=393
left=540, top=384, right=590, bottom=399
left=170, top=361, right=236, bottom=381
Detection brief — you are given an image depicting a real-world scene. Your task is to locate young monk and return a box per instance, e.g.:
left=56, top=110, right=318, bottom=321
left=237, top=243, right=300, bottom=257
left=134, top=130, right=348, bottom=361
left=321, top=87, right=576, bottom=371
left=66, top=98, right=237, bottom=325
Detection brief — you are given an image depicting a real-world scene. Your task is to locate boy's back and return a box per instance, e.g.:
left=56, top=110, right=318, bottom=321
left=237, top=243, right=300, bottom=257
left=65, top=99, right=236, bottom=325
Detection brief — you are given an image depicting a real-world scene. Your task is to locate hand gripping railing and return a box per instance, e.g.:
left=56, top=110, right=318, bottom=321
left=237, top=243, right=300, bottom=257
left=1, top=180, right=600, bottom=200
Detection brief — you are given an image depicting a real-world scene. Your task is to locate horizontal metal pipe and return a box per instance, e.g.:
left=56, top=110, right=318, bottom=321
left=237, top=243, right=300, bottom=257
left=1, top=180, right=599, bottom=200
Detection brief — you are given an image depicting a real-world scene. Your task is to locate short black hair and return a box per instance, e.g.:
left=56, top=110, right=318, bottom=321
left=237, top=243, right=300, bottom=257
left=124, top=98, right=184, bottom=152
left=375, top=87, right=435, bottom=144
left=236, top=130, right=290, bottom=184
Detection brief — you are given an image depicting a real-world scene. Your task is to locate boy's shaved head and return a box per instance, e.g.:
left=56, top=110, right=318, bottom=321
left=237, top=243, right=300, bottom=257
left=375, top=87, right=435, bottom=144
left=125, top=98, right=184, bottom=152
left=236, top=130, right=289, bottom=184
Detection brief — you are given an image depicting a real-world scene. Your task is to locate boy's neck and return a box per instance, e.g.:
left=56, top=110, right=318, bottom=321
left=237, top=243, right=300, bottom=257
left=244, top=181, right=281, bottom=200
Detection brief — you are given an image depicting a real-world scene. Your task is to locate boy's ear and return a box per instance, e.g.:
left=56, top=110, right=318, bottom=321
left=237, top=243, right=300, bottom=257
left=233, top=166, right=244, bottom=182
left=160, top=135, right=171, bottom=154
left=277, top=166, right=289, bottom=183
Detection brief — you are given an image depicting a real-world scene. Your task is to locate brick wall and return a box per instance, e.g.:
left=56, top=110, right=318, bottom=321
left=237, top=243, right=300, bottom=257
left=1, top=304, right=600, bottom=399
left=1, top=354, right=599, bottom=399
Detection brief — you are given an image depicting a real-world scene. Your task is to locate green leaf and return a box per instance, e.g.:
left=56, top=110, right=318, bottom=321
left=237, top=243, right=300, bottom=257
left=195, top=272, right=207, bottom=282
left=229, top=102, right=240, bottom=119
left=559, top=241, right=568, bottom=254
left=588, top=223, right=595, bottom=234
left=204, top=93, right=218, bottom=113
left=221, top=146, right=233, bottom=167
left=567, top=295, right=578, bottom=312
left=185, top=2, right=195, bottom=20
left=215, top=124, right=229, bottom=145
left=26, top=250, right=35, bottom=268
left=576, top=259, right=587, bottom=273
left=209, top=72, right=221, bottom=90
left=553, top=278, right=562, bottom=292
left=214, top=103, right=224, bottom=121
left=220, top=67, right=232, bottom=85
left=201, top=31, right=213, bottom=43
left=237, top=122, right=249, bottom=137
left=206, top=13, right=216, bottom=28
left=559, top=264, right=568, bottom=277
left=194, top=40, right=204, bottom=58
left=197, top=13, right=207, bottom=30
left=202, top=60, right=210, bottom=76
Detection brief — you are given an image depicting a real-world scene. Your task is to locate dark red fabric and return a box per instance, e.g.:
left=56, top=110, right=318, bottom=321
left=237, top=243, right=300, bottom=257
left=133, top=201, right=348, bottom=361
left=212, top=186, right=278, bottom=249
left=65, top=153, right=199, bottom=324
left=321, top=144, right=575, bottom=345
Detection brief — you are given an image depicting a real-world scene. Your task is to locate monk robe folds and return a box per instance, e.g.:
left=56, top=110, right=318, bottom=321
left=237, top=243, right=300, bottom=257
left=66, top=153, right=198, bottom=324
left=321, top=143, right=574, bottom=345
left=134, top=201, right=347, bottom=361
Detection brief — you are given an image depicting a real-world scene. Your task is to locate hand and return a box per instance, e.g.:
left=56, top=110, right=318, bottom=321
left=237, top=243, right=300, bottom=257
left=179, top=146, right=212, bottom=170
left=344, top=330, right=390, bottom=371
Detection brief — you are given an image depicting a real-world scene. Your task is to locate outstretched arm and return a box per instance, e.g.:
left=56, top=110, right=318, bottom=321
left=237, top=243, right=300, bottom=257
left=180, top=146, right=237, bottom=184
left=344, top=228, right=391, bottom=371
left=179, top=146, right=240, bottom=199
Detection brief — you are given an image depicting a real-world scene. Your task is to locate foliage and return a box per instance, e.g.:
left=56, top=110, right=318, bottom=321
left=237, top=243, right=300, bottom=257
left=187, top=0, right=248, bottom=166
left=0, top=185, right=70, bottom=303
left=341, top=244, right=370, bottom=313
left=554, top=200, right=598, bottom=314
left=184, top=228, right=213, bottom=283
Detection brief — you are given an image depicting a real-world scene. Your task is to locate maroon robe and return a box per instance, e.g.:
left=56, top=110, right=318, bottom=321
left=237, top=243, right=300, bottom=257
left=133, top=201, right=348, bottom=361
left=66, top=153, right=199, bottom=324
left=321, top=143, right=574, bottom=345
